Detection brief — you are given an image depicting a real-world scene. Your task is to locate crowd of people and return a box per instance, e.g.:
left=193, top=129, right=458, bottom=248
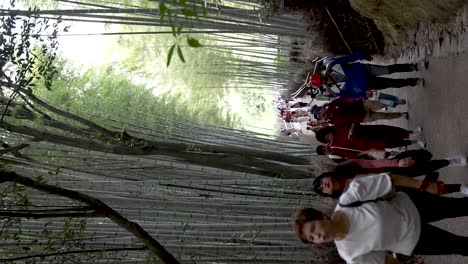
left=280, top=53, right=468, bottom=263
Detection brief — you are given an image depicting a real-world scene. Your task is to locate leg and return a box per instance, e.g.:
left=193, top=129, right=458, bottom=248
left=413, top=224, right=468, bottom=256
left=363, top=111, right=405, bottom=122
left=364, top=64, right=417, bottom=76
left=368, top=77, right=419, bottom=90
left=407, top=190, right=468, bottom=222
left=386, top=139, right=413, bottom=148
left=445, top=184, right=462, bottom=194
left=392, top=149, right=433, bottom=163
left=423, top=159, right=450, bottom=172
left=362, top=100, right=387, bottom=111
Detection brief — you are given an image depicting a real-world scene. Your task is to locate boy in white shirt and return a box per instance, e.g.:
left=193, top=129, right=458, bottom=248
left=293, top=173, right=468, bottom=264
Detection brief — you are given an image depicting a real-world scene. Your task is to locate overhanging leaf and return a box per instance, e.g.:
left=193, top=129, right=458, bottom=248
left=176, top=24, right=183, bottom=36
left=177, top=45, right=185, bottom=63
left=181, top=8, right=197, bottom=17
left=187, top=37, right=202, bottom=48
left=159, top=3, right=167, bottom=24
left=167, top=44, right=176, bottom=66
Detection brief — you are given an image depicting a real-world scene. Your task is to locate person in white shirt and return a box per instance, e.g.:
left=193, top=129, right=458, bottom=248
left=293, top=173, right=468, bottom=264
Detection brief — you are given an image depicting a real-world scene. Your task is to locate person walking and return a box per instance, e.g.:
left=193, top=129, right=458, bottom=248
left=294, top=173, right=468, bottom=263
left=311, top=97, right=407, bottom=125
left=315, top=124, right=424, bottom=159
left=320, top=53, right=425, bottom=99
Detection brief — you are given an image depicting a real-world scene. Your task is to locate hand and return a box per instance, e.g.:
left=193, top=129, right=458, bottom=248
left=424, top=181, right=439, bottom=194
left=365, top=90, right=376, bottom=98
left=347, top=124, right=356, bottom=140
left=397, top=157, right=415, bottom=167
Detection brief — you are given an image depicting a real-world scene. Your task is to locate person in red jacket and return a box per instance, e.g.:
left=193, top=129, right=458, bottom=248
left=314, top=124, right=422, bottom=159
left=312, top=97, right=408, bottom=125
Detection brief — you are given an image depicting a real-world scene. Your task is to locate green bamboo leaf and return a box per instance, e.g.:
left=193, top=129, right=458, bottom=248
left=201, top=6, right=207, bottom=17
left=159, top=3, right=167, bottom=24
left=187, top=37, right=202, bottom=48
left=167, top=44, right=176, bottom=66
left=177, top=45, right=185, bottom=63
left=177, top=24, right=183, bottom=35
left=181, top=8, right=197, bottom=17
left=171, top=25, right=177, bottom=38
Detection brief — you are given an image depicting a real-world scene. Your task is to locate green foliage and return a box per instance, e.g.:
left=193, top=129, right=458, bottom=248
left=187, top=36, right=202, bottom=48
left=156, top=0, right=205, bottom=66
left=0, top=2, right=64, bottom=94
left=0, top=179, right=99, bottom=263
left=32, top=59, right=237, bottom=133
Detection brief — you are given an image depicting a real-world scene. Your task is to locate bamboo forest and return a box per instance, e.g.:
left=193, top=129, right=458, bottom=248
left=0, top=0, right=467, bottom=263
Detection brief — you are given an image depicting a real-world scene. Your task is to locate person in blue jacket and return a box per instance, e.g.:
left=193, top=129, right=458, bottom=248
left=322, top=53, right=425, bottom=99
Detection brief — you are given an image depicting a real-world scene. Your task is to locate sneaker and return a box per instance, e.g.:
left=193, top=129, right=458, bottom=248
left=413, top=126, right=423, bottom=136
left=446, top=155, right=467, bottom=167
left=411, top=127, right=423, bottom=141
left=417, top=78, right=425, bottom=87
left=417, top=140, right=426, bottom=149
left=404, top=112, right=410, bottom=120
left=460, top=184, right=468, bottom=196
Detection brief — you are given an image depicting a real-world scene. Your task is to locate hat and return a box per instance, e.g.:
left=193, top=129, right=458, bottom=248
left=309, top=73, right=321, bottom=88
left=310, top=105, right=321, bottom=116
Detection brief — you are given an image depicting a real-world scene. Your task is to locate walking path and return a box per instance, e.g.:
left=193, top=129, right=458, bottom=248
left=375, top=6, right=468, bottom=264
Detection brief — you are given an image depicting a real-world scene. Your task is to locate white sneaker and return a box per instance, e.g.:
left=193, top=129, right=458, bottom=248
left=413, top=126, right=423, bottom=135
left=416, top=78, right=425, bottom=87
left=446, top=155, right=467, bottom=167
left=410, top=127, right=423, bottom=141
left=460, top=184, right=468, bottom=196
left=417, top=140, right=426, bottom=149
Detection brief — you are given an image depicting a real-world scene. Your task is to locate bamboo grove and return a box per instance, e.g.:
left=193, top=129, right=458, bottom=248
left=0, top=0, right=343, bottom=263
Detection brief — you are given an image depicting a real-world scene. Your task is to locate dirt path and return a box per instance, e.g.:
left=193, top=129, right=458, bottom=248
left=374, top=6, right=468, bottom=264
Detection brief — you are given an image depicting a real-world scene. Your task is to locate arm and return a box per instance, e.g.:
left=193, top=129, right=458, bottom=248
left=347, top=123, right=357, bottom=139
left=390, top=174, right=421, bottom=189
left=346, top=157, right=414, bottom=169
left=339, top=159, right=398, bottom=173
left=390, top=174, right=441, bottom=194
left=331, top=147, right=360, bottom=159
left=324, top=53, right=365, bottom=73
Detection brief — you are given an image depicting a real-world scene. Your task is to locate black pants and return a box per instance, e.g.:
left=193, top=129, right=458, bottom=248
left=367, top=77, right=419, bottom=90
left=392, top=149, right=432, bottom=163
left=364, top=63, right=419, bottom=90
left=407, top=191, right=468, bottom=256
left=386, top=139, right=413, bottom=149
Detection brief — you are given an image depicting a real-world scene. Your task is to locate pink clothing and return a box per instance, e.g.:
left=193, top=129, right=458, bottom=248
left=338, top=159, right=399, bottom=174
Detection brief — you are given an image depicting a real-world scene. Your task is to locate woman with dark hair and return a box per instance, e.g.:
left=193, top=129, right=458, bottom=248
left=312, top=169, right=468, bottom=198
left=315, top=146, right=467, bottom=185
left=294, top=173, right=468, bottom=263
left=315, top=124, right=423, bottom=159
